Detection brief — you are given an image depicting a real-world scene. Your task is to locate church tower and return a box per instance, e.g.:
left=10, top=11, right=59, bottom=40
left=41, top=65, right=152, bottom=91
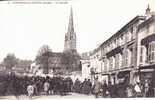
left=64, top=7, right=77, bottom=54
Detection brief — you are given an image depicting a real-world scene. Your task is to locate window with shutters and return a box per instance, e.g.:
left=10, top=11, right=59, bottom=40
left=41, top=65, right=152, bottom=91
left=140, top=46, right=144, bottom=63
left=125, top=33, right=129, bottom=42
left=113, top=56, right=115, bottom=70
left=109, top=57, right=113, bottom=70
left=125, top=49, right=129, bottom=66
left=131, top=27, right=134, bottom=40
left=104, top=59, right=107, bottom=72
left=148, top=41, right=155, bottom=63
left=106, top=58, right=109, bottom=72
left=115, top=54, right=119, bottom=69
left=119, top=53, right=123, bottom=68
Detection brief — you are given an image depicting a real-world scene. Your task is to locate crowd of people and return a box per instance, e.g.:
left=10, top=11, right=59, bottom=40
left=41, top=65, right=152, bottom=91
left=73, top=77, right=155, bottom=98
left=0, top=74, right=73, bottom=97
left=0, top=74, right=154, bottom=98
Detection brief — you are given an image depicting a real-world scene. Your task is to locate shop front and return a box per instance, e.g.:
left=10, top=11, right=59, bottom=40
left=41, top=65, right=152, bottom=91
left=110, top=73, right=116, bottom=85
left=102, top=73, right=109, bottom=85
left=117, top=70, right=130, bottom=85
left=138, top=64, right=155, bottom=97
left=108, top=72, right=117, bottom=85
left=139, top=64, right=155, bottom=88
left=140, top=33, right=155, bottom=92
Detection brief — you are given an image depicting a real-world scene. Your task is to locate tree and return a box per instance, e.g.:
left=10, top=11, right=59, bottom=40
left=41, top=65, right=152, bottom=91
left=35, top=45, right=52, bottom=74
left=3, top=53, right=18, bottom=73
left=36, top=45, right=52, bottom=57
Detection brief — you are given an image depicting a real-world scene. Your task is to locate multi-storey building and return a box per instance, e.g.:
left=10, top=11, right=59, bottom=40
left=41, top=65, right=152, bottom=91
left=137, top=6, right=155, bottom=86
left=80, top=52, right=91, bottom=81
left=99, top=15, right=146, bottom=85
left=89, top=6, right=155, bottom=85
left=89, top=47, right=103, bottom=83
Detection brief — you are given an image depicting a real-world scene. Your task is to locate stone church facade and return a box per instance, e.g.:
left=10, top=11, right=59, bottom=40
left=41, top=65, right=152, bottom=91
left=47, top=7, right=81, bottom=75
left=31, top=7, right=81, bottom=76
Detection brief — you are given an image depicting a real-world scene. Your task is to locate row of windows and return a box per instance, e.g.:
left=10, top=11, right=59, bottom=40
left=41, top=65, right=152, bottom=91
left=103, top=49, right=133, bottom=72
left=92, top=40, right=155, bottom=73
left=101, top=28, right=135, bottom=55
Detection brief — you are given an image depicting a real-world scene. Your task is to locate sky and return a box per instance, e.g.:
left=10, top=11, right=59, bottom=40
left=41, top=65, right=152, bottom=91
left=0, top=0, right=154, bottom=62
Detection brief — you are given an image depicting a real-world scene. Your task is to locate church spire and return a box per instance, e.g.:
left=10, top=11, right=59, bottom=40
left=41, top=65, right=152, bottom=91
left=64, top=6, right=77, bottom=54
left=67, top=6, right=74, bottom=33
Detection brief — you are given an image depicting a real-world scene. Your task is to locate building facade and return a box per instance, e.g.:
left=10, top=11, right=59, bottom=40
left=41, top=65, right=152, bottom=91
left=89, top=47, right=104, bottom=83
left=99, top=15, right=146, bottom=85
left=88, top=6, right=155, bottom=85
left=137, top=7, right=155, bottom=86
left=80, top=52, right=91, bottom=81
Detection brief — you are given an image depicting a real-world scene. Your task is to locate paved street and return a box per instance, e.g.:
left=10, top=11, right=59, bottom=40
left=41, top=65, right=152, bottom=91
left=0, top=93, right=95, bottom=100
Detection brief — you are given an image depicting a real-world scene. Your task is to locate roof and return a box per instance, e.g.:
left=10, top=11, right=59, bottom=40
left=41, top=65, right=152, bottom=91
left=138, top=15, right=155, bottom=30
left=100, top=15, right=146, bottom=47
